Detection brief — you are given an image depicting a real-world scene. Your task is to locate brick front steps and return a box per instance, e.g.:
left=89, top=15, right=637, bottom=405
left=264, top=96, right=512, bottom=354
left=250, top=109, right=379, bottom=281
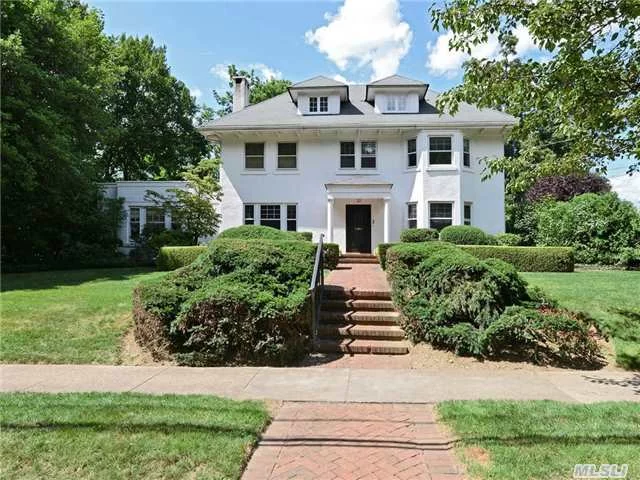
left=316, top=255, right=410, bottom=355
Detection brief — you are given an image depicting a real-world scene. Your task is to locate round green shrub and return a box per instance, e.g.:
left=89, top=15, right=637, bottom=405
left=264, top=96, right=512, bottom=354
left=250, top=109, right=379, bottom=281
left=439, top=225, right=490, bottom=245
left=400, top=228, right=439, bottom=243
left=495, top=233, right=523, bottom=246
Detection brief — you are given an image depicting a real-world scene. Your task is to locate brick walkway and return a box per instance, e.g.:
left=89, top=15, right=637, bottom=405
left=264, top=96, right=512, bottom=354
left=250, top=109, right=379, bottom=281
left=242, top=402, right=465, bottom=480
left=325, top=263, right=391, bottom=293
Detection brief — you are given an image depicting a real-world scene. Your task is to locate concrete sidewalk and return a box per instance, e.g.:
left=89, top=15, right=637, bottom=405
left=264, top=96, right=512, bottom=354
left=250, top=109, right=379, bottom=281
left=1, top=364, right=638, bottom=403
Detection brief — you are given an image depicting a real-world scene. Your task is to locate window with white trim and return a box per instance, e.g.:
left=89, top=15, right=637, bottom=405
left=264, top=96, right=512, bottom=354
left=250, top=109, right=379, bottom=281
left=429, top=202, right=453, bottom=230
left=129, top=207, right=141, bottom=242
left=386, top=95, right=407, bottom=112
left=286, top=204, right=297, bottom=231
left=340, top=141, right=355, bottom=169
left=407, top=138, right=417, bottom=168
left=407, top=203, right=417, bottom=229
left=146, top=207, right=165, bottom=233
left=277, top=143, right=297, bottom=169
left=463, top=138, right=471, bottom=168
left=309, top=97, right=318, bottom=112
left=245, top=143, right=264, bottom=169
left=361, top=141, right=377, bottom=169
left=429, top=137, right=452, bottom=165
left=260, top=204, right=281, bottom=229
left=244, top=204, right=255, bottom=225
left=464, top=203, right=472, bottom=225
left=319, top=96, right=328, bottom=112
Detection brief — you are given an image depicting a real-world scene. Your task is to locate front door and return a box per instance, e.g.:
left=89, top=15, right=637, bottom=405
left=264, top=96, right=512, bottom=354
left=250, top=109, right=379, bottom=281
left=346, top=205, right=372, bottom=253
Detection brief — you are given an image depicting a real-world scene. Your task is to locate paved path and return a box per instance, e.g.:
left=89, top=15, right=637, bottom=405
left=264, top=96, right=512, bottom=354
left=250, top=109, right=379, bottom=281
left=243, top=402, right=464, bottom=480
left=325, top=263, right=391, bottom=293
left=2, top=364, right=638, bottom=403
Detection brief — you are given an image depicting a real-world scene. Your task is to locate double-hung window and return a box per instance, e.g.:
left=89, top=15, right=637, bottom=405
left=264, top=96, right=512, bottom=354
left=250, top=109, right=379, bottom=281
left=407, top=138, right=417, bottom=168
left=286, top=205, right=297, bottom=231
left=463, top=138, right=471, bottom=168
left=309, top=97, right=318, bottom=112
left=386, top=95, right=407, bottom=112
left=407, top=203, right=417, bottom=229
left=129, top=207, right=141, bottom=242
left=146, top=207, right=165, bottom=233
left=361, top=141, right=377, bottom=169
left=245, top=143, right=264, bottom=169
left=340, top=142, right=355, bottom=169
left=277, top=143, right=297, bottom=169
left=319, top=96, right=328, bottom=112
left=244, top=204, right=255, bottom=225
left=429, top=137, right=452, bottom=165
left=260, top=204, right=281, bottom=229
left=429, top=202, right=453, bottom=230
left=464, top=203, right=472, bottom=225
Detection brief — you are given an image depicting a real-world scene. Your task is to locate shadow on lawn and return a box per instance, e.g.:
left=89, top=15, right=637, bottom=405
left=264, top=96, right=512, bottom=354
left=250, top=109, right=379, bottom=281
left=0, top=267, right=156, bottom=292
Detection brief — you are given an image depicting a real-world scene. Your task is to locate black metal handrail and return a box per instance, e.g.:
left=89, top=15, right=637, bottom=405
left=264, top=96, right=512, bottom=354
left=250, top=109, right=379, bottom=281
left=309, top=233, right=325, bottom=347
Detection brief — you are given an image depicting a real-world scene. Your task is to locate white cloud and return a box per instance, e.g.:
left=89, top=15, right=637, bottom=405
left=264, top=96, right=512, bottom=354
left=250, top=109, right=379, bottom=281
left=332, top=74, right=355, bottom=84
left=210, top=63, right=229, bottom=82
left=305, top=0, right=412, bottom=81
left=248, top=63, right=283, bottom=81
left=610, top=175, right=640, bottom=207
left=426, top=25, right=538, bottom=77
left=189, top=87, right=202, bottom=99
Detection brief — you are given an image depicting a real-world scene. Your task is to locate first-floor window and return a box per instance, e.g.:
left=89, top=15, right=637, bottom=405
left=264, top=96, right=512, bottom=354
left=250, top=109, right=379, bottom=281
left=407, top=203, right=417, bottom=229
left=129, top=207, right=141, bottom=242
left=287, top=204, right=297, bottom=231
left=260, top=204, right=281, bottom=229
left=145, top=207, right=165, bottom=233
left=429, top=202, right=453, bottom=230
left=244, top=204, right=255, bottom=225
left=464, top=203, right=472, bottom=225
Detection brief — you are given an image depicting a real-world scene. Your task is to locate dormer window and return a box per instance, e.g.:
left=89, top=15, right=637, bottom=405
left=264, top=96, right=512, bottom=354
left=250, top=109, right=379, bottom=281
left=386, top=95, right=407, bottom=112
left=309, top=97, right=318, bottom=112
left=309, top=96, right=329, bottom=113
left=319, top=96, right=328, bottom=112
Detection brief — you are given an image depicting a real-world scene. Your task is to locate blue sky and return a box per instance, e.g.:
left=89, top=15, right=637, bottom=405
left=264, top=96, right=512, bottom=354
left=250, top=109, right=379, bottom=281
left=89, top=0, right=635, bottom=185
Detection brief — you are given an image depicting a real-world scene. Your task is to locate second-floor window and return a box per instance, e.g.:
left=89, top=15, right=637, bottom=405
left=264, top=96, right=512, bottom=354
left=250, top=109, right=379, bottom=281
left=340, top=141, right=355, bottom=169
left=277, top=143, right=297, bottom=169
left=407, top=138, right=417, bottom=168
left=309, top=97, right=318, bottom=112
left=361, top=141, right=377, bottom=169
left=319, top=96, right=328, bottom=112
left=463, top=138, right=471, bottom=168
left=245, top=143, right=264, bottom=169
left=429, top=137, right=452, bottom=165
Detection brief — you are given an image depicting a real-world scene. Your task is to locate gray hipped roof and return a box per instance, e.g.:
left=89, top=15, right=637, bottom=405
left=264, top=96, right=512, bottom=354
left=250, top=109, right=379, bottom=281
left=368, top=74, right=426, bottom=87
left=290, top=75, right=347, bottom=88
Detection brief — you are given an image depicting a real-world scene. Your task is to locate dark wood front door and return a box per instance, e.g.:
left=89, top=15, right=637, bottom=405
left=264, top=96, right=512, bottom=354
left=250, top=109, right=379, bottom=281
left=346, top=205, right=372, bottom=253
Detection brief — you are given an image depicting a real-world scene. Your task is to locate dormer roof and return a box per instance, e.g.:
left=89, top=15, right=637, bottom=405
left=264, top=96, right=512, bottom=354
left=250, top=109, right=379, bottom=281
left=365, top=74, right=428, bottom=102
left=287, top=75, right=349, bottom=103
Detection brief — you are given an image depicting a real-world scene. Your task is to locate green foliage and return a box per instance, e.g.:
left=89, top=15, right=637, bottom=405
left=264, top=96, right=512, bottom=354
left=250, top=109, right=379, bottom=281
left=431, top=0, right=640, bottom=189
left=460, top=245, right=575, bottom=272
left=212, top=65, right=291, bottom=117
left=534, top=193, right=640, bottom=264
left=481, top=306, right=602, bottom=368
left=146, top=159, right=222, bottom=242
left=494, top=233, right=523, bottom=246
left=157, top=246, right=207, bottom=271
left=134, top=238, right=316, bottom=365
left=375, top=243, right=399, bottom=269
left=98, top=35, right=211, bottom=180
left=295, top=232, right=313, bottom=241
left=439, top=225, right=491, bottom=245
left=218, top=225, right=299, bottom=241
left=430, top=323, right=482, bottom=356
left=400, top=228, right=439, bottom=243
left=322, top=243, right=340, bottom=270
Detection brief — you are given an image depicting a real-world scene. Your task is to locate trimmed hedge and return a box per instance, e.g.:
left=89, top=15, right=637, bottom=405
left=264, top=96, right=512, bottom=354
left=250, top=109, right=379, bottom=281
left=400, top=228, right=439, bottom=243
left=494, top=233, right=522, bottom=246
left=217, top=225, right=301, bottom=241
left=375, top=243, right=398, bottom=269
left=439, top=225, right=491, bottom=245
left=460, top=245, right=574, bottom=272
left=134, top=238, right=316, bottom=366
left=322, top=243, right=340, bottom=270
left=295, top=231, right=313, bottom=241
left=157, top=246, right=207, bottom=271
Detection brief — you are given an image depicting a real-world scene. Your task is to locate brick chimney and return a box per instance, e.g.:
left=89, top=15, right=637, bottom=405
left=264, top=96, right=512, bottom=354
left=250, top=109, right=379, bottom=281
left=232, top=76, right=250, bottom=112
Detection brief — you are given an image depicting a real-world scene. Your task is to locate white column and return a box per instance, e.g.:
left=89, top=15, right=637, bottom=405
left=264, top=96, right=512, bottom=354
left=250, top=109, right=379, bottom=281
left=383, top=198, right=390, bottom=243
left=327, top=198, right=334, bottom=242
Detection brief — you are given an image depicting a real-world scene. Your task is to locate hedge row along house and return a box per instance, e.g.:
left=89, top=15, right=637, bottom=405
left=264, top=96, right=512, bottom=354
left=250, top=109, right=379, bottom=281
left=108, top=75, right=516, bottom=253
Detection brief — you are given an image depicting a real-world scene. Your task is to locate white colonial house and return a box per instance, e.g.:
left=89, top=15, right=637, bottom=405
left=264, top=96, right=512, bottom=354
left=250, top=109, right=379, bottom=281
left=198, top=75, right=516, bottom=253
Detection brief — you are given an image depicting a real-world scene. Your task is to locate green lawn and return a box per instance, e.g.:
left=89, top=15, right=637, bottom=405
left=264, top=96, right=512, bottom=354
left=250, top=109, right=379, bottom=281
left=523, top=271, right=640, bottom=370
left=0, top=392, right=269, bottom=480
left=438, top=400, right=640, bottom=480
left=0, top=268, right=165, bottom=364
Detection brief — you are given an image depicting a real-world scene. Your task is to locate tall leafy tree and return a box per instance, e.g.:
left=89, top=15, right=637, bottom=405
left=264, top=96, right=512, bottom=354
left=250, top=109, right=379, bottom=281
left=1, top=0, right=120, bottom=264
left=430, top=0, right=640, bottom=192
left=213, top=65, right=291, bottom=117
left=98, top=35, right=211, bottom=180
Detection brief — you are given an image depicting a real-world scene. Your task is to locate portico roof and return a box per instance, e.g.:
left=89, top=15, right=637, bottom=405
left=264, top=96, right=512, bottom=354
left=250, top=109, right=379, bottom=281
left=325, top=177, right=393, bottom=199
